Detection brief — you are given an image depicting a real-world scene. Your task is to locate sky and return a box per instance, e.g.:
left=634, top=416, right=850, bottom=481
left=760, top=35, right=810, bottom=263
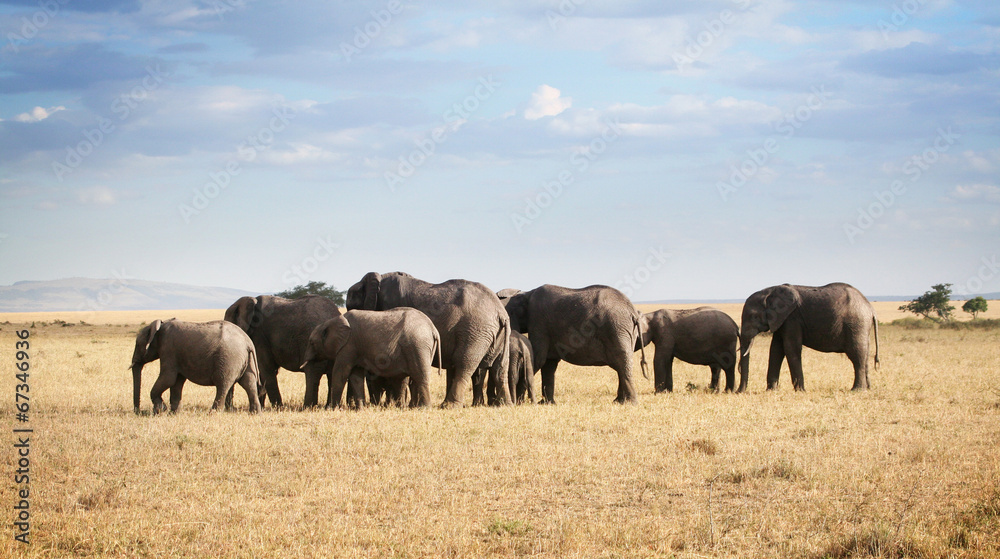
left=0, top=0, right=998, bottom=302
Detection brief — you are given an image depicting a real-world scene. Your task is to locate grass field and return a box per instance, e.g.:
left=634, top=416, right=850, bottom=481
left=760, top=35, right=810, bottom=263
left=2, top=303, right=999, bottom=558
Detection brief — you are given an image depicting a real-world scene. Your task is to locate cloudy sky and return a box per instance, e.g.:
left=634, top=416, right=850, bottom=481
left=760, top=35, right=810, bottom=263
left=1, top=0, right=998, bottom=301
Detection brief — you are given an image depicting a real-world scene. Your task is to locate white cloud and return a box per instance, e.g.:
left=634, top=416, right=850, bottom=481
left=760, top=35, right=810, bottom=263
left=950, top=184, right=1000, bottom=204
left=76, top=186, right=119, bottom=206
left=12, top=106, right=66, bottom=122
left=524, top=85, right=572, bottom=120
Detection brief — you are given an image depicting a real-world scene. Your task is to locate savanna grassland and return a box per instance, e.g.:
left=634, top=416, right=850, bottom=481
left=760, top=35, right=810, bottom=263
left=1, top=302, right=999, bottom=558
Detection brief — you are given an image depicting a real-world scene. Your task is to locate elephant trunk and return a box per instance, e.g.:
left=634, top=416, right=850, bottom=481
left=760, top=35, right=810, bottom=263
left=737, top=329, right=757, bottom=393
left=132, top=363, right=143, bottom=413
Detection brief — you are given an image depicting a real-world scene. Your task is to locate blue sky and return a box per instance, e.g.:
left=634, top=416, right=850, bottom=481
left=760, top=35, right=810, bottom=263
left=1, top=0, right=998, bottom=301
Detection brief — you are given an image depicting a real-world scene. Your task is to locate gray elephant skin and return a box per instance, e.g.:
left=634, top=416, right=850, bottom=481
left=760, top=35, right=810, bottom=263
left=639, top=307, right=739, bottom=393
left=474, top=329, right=534, bottom=405
left=346, top=272, right=511, bottom=408
left=302, top=308, right=442, bottom=408
left=738, top=283, right=880, bottom=392
left=130, top=319, right=261, bottom=414
left=498, top=285, right=648, bottom=404
left=224, top=295, right=342, bottom=408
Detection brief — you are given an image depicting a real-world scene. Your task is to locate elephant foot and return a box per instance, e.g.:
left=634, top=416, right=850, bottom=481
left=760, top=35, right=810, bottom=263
left=613, top=397, right=638, bottom=405
left=538, top=398, right=556, bottom=405
left=440, top=399, right=464, bottom=410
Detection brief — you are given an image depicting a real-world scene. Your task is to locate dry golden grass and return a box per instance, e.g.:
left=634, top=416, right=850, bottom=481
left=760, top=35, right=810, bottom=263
left=1, top=306, right=999, bottom=558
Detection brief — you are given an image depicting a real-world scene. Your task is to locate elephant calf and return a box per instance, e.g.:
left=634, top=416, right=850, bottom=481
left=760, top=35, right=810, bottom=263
left=474, top=329, right=534, bottom=405
left=302, top=308, right=442, bottom=408
left=639, top=307, right=739, bottom=393
left=130, top=319, right=261, bottom=414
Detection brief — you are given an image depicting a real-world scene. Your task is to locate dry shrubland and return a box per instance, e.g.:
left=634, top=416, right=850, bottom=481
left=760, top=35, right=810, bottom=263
left=1, top=304, right=999, bottom=558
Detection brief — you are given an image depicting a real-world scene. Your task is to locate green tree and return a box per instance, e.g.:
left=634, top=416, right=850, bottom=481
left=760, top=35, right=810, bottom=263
left=962, top=296, right=988, bottom=319
left=899, top=283, right=955, bottom=321
left=274, top=281, right=344, bottom=306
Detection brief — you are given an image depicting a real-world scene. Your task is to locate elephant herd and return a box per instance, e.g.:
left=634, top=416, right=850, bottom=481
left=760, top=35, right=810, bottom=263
left=130, top=273, right=881, bottom=414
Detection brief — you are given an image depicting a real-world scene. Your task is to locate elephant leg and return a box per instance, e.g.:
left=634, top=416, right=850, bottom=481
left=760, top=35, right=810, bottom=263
left=523, top=369, right=535, bottom=403
left=327, top=364, right=352, bottom=409
left=487, top=351, right=511, bottom=406
left=347, top=369, right=367, bottom=409
left=847, top=344, right=870, bottom=391
left=237, top=371, right=261, bottom=413
left=781, top=329, right=805, bottom=391
left=723, top=360, right=736, bottom=393
left=612, top=358, right=638, bottom=405
left=149, top=370, right=177, bottom=415
left=256, top=352, right=282, bottom=408
left=471, top=368, right=487, bottom=407
left=539, top=359, right=559, bottom=404
left=653, top=350, right=673, bottom=393
left=169, top=376, right=186, bottom=413
left=709, top=365, right=721, bottom=392
left=224, top=385, right=234, bottom=409
left=302, top=364, right=325, bottom=408
left=210, top=383, right=229, bottom=411
left=441, top=352, right=481, bottom=408
left=765, top=331, right=786, bottom=390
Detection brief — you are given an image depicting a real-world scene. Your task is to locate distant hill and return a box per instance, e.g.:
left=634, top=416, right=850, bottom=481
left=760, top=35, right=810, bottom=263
left=0, top=278, right=258, bottom=312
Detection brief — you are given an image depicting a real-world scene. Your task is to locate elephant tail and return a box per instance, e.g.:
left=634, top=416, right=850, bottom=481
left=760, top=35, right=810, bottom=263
left=433, top=328, right=443, bottom=377
left=634, top=314, right=649, bottom=380
left=872, top=315, right=880, bottom=370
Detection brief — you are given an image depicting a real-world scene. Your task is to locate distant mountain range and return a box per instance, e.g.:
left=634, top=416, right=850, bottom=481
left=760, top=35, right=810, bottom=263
left=0, top=278, right=996, bottom=313
left=0, top=278, right=258, bottom=312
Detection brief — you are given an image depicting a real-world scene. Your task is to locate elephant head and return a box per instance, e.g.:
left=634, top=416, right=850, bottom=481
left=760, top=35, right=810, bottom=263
left=346, top=272, right=381, bottom=311
left=635, top=313, right=652, bottom=350
left=224, top=296, right=260, bottom=333
left=496, top=289, right=528, bottom=333
left=302, top=316, right=352, bottom=368
left=130, top=319, right=164, bottom=413
left=739, top=284, right=801, bottom=352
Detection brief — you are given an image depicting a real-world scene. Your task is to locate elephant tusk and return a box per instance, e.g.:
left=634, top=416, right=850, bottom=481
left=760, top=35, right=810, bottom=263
left=299, top=361, right=309, bottom=369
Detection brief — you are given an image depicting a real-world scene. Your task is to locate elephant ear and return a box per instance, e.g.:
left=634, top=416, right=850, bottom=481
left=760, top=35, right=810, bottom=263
left=323, top=315, right=352, bottom=358
left=763, top=285, right=801, bottom=332
left=143, top=319, right=163, bottom=354
left=505, top=292, right=530, bottom=333
left=226, top=296, right=258, bottom=332
left=362, top=272, right=381, bottom=310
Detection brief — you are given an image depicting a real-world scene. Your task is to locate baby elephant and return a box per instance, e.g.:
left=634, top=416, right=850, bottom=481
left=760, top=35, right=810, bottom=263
left=302, top=308, right=442, bottom=408
left=639, top=307, right=739, bottom=393
left=474, top=329, right=535, bottom=405
left=130, top=319, right=261, bottom=414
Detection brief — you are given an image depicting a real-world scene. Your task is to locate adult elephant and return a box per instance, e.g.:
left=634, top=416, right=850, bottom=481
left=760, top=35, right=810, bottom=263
left=130, top=319, right=260, bottom=414
left=639, top=307, right=739, bottom=393
left=224, top=295, right=342, bottom=408
left=346, top=272, right=511, bottom=408
left=498, top=285, right=648, bottom=404
left=738, top=283, right=880, bottom=392
left=302, top=309, right=442, bottom=408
